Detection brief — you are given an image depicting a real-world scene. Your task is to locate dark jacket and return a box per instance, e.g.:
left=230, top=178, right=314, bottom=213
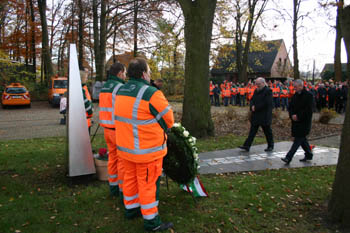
left=289, top=88, right=313, bottom=137
left=250, top=86, right=273, bottom=126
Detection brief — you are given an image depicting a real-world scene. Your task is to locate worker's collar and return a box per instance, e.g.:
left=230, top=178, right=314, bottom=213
left=108, top=75, right=125, bottom=84
left=129, top=77, right=150, bottom=85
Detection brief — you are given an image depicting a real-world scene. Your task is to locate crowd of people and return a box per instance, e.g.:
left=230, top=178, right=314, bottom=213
left=209, top=79, right=349, bottom=113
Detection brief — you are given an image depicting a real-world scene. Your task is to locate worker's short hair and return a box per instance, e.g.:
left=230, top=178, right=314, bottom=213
left=127, top=57, right=148, bottom=79
left=109, top=62, right=125, bottom=76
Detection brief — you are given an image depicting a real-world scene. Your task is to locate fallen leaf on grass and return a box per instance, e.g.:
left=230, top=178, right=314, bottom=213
left=228, top=217, right=234, bottom=223
left=50, top=216, right=56, bottom=219
left=258, top=208, right=263, bottom=212
left=12, top=174, right=18, bottom=178
left=217, top=228, right=221, bottom=233
left=22, top=222, right=29, bottom=227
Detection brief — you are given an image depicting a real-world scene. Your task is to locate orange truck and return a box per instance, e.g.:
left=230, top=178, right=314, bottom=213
left=48, top=76, right=67, bottom=107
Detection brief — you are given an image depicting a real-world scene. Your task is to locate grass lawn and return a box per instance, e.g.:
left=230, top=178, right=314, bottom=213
left=0, top=135, right=340, bottom=232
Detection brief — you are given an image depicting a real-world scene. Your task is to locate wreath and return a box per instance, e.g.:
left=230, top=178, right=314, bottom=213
left=163, top=123, right=199, bottom=185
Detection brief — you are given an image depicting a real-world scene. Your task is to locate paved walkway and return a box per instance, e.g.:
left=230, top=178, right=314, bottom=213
left=198, top=138, right=340, bottom=174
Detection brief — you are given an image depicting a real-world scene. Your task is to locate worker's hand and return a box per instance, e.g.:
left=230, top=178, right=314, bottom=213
left=251, top=105, right=255, bottom=112
left=292, top=114, right=298, bottom=121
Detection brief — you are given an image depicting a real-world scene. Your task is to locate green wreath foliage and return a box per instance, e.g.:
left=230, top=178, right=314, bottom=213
left=163, top=123, right=199, bottom=185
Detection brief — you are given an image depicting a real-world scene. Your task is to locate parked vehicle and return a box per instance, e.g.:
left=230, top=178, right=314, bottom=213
left=48, top=76, right=67, bottom=107
left=1, top=83, right=31, bottom=108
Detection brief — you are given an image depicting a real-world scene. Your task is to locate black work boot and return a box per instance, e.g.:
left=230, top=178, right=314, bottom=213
left=150, top=222, right=174, bottom=232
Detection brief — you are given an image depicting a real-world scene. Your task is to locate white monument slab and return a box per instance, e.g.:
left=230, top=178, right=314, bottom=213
left=68, top=44, right=96, bottom=176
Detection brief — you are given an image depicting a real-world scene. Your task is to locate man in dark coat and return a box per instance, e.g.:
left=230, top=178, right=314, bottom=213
left=239, top=77, right=274, bottom=152
left=327, top=83, right=337, bottom=110
left=317, top=84, right=327, bottom=109
left=213, top=84, right=221, bottom=106
left=282, top=79, right=313, bottom=164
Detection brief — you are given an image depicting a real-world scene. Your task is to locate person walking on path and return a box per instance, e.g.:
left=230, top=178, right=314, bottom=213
left=99, top=62, right=126, bottom=197
left=281, top=79, right=314, bottom=165
left=114, top=57, right=174, bottom=232
left=239, top=77, right=274, bottom=152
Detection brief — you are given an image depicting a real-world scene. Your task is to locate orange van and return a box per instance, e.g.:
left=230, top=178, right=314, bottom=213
left=48, top=76, right=67, bottom=107
left=1, top=83, right=31, bottom=108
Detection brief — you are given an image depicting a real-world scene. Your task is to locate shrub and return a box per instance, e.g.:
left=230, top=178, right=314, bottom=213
left=319, top=108, right=337, bottom=124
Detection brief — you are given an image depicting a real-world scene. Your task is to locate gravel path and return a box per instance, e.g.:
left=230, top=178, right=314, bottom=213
left=0, top=101, right=102, bottom=141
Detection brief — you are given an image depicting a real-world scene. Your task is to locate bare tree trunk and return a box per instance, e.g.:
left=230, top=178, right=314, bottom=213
left=293, top=0, right=300, bottom=79
left=236, top=7, right=243, bottom=82
left=334, top=0, right=343, bottom=82
left=328, top=5, right=350, bottom=227
left=133, top=0, right=138, bottom=57
left=29, top=0, right=36, bottom=75
left=38, top=0, right=53, bottom=84
left=25, top=3, right=29, bottom=67
left=177, top=0, right=216, bottom=138
left=99, top=0, right=107, bottom=80
left=93, top=0, right=101, bottom=80
left=93, top=0, right=106, bottom=81
left=78, top=0, right=84, bottom=69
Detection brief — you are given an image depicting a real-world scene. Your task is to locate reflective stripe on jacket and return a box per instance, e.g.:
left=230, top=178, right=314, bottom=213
left=99, top=75, right=125, bottom=128
left=114, top=78, right=174, bottom=163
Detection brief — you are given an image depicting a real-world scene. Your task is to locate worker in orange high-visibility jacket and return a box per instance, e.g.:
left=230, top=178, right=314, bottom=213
left=209, top=81, right=214, bottom=105
left=114, top=57, right=174, bottom=232
left=99, top=62, right=126, bottom=198
left=80, top=69, right=93, bottom=134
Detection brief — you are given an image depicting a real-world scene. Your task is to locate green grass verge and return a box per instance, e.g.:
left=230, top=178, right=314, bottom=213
left=0, top=135, right=339, bottom=232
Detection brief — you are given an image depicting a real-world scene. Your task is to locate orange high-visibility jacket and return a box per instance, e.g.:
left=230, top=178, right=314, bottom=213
left=223, top=88, right=231, bottom=97
left=289, top=85, right=295, bottom=98
left=82, top=84, right=93, bottom=127
left=239, top=87, right=246, bottom=95
left=280, top=88, right=288, bottom=98
left=209, top=84, right=214, bottom=95
left=99, top=75, right=125, bottom=129
left=272, top=87, right=280, bottom=97
left=114, top=78, right=174, bottom=163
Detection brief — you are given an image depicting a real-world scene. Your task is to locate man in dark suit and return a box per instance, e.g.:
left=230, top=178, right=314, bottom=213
left=239, top=77, right=274, bottom=152
left=282, top=79, right=313, bottom=164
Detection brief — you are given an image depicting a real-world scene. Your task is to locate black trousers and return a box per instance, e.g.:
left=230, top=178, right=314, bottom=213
left=243, top=124, right=274, bottom=149
left=286, top=137, right=313, bottom=161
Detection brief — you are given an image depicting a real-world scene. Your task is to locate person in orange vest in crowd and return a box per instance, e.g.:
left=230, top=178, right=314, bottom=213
left=99, top=62, right=127, bottom=197
left=223, top=84, right=231, bottom=106
left=237, top=83, right=245, bottom=106
left=114, top=57, right=174, bottom=232
left=220, top=82, right=225, bottom=105
left=209, top=81, right=214, bottom=105
left=231, top=83, right=238, bottom=106
left=272, top=82, right=280, bottom=109
left=80, top=69, right=93, bottom=135
left=280, top=84, right=289, bottom=111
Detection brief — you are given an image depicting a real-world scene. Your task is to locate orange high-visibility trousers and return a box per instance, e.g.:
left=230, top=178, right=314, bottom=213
left=104, top=128, right=119, bottom=195
left=123, top=158, right=163, bottom=222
